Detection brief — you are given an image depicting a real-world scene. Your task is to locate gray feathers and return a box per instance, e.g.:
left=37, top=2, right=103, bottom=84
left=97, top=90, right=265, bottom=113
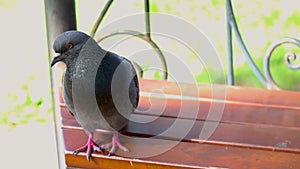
left=53, top=31, right=90, bottom=53
left=51, top=31, right=139, bottom=134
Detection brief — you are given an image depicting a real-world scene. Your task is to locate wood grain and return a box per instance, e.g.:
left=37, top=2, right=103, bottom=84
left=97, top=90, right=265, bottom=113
left=57, top=79, right=300, bottom=169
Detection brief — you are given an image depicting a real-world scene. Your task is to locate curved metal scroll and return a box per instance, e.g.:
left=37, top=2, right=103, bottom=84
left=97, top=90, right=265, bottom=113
left=263, top=38, right=300, bottom=89
left=90, top=0, right=168, bottom=80
left=226, top=0, right=300, bottom=90
left=226, top=0, right=268, bottom=87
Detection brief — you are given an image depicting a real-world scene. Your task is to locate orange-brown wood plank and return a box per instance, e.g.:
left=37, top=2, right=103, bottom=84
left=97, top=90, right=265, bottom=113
left=58, top=79, right=300, bottom=168
left=59, top=79, right=300, bottom=129
left=60, top=94, right=300, bottom=130
left=137, top=95, right=300, bottom=128
left=60, top=82, right=300, bottom=153
left=59, top=78, right=300, bottom=108
left=63, top=128, right=300, bottom=169
left=126, top=114, right=300, bottom=152
left=139, top=79, right=300, bottom=107
left=61, top=113, right=300, bottom=153
left=61, top=91, right=300, bottom=130
left=65, top=153, right=209, bottom=169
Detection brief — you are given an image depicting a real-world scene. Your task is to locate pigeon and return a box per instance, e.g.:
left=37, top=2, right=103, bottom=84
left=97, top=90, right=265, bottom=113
left=50, top=30, right=139, bottom=160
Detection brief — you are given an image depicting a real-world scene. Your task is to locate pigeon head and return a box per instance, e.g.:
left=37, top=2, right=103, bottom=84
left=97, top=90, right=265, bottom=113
left=51, top=31, right=91, bottom=67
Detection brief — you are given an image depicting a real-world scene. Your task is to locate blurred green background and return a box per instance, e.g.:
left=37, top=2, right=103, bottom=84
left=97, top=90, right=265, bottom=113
left=142, top=0, right=300, bottom=89
left=0, top=0, right=299, bottom=168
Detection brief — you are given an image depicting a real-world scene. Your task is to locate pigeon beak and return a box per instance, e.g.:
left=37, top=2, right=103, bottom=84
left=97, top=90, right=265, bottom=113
left=51, top=53, right=63, bottom=67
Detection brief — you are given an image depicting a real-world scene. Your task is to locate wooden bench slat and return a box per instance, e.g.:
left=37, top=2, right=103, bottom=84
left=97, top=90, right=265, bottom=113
left=59, top=79, right=300, bottom=108
left=57, top=79, right=300, bottom=168
left=137, top=95, right=300, bottom=128
left=63, top=128, right=300, bottom=169
left=61, top=93, right=300, bottom=130
left=139, top=79, right=300, bottom=107
left=65, top=153, right=209, bottom=169
left=62, top=112, right=300, bottom=153
left=126, top=114, right=300, bottom=152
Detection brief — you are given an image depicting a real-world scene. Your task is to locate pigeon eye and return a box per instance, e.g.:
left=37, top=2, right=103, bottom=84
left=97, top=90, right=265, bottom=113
left=67, top=43, right=73, bottom=49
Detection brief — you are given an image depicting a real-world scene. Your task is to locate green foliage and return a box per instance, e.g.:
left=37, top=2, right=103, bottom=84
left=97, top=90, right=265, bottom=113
left=0, top=84, right=51, bottom=130
left=225, top=45, right=300, bottom=90
left=149, top=2, right=159, bottom=13
left=211, top=0, right=223, bottom=6
left=233, top=59, right=264, bottom=88
left=153, top=71, right=163, bottom=80
left=195, top=69, right=226, bottom=84
left=145, top=0, right=300, bottom=90
left=263, top=10, right=280, bottom=27
left=285, top=11, right=300, bottom=27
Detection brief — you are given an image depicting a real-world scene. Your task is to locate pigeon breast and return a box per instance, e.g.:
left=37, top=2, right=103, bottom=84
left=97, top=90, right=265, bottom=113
left=62, top=37, right=139, bottom=133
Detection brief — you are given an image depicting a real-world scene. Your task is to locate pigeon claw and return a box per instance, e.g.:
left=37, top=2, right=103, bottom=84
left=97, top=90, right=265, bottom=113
left=73, top=134, right=102, bottom=161
left=108, top=151, right=113, bottom=157
left=101, top=132, right=129, bottom=157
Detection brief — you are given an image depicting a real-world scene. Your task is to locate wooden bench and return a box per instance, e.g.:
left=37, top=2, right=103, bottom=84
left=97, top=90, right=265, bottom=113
left=60, top=78, right=300, bottom=168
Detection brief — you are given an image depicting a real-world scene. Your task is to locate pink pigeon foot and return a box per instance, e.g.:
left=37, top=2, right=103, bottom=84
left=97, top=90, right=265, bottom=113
left=73, top=133, right=102, bottom=161
left=101, top=132, right=129, bottom=156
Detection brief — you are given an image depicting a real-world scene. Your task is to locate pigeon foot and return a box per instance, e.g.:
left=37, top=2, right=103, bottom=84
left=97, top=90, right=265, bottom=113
left=101, top=132, right=129, bottom=156
left=73, top=133, right=102, bottom=161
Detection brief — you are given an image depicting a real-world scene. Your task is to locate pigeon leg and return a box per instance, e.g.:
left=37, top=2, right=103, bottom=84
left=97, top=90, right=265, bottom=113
left=101, top=132, right=129, bottom=156
left=73, top=133, right=102, bottom=161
